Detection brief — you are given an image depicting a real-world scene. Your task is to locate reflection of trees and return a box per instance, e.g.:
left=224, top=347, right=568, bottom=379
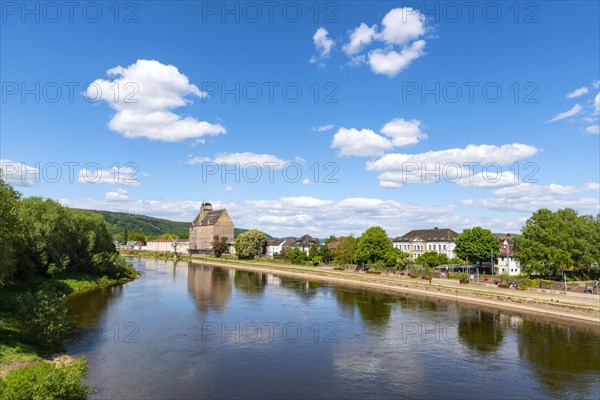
left=233, top=270, right=267, bottom=296
left=333, top=288, right=392, bottom=329
left=279, top=277, right=322, bottom=300
left=458, top=310, right=505, bottom=353
left=517, top=321, right=600, bottom=397
left=187, top=265, right=232, bottom=313
left=65, top=285, right=124, bottom=328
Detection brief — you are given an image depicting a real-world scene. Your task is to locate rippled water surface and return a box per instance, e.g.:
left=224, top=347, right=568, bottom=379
left=64, top=258, right=600, bottom=399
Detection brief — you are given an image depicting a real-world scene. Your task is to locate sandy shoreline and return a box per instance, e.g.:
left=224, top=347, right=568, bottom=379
left=186, top=258, right=600, bottom=327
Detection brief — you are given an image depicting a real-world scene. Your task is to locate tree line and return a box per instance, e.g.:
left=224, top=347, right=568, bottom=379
left=222, top=208, right=600, bottom=280
left=0, top=178, right=135, bottom=287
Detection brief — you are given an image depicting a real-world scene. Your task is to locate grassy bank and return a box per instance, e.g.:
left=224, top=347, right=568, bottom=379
left=0, top=261, right=139, bottom=400
left=1, top=265, right=139, bottom=367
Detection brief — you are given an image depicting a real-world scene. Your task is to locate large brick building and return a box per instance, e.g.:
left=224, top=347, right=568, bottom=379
left=189, top=202, right=234, bottom=254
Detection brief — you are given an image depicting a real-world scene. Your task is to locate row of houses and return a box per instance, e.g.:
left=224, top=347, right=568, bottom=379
left=120, top=202, right=521, bottom=275
left=267, top=228, right=519, bottom=275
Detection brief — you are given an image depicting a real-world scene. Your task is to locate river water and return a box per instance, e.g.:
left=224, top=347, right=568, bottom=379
left=64, top=257, right=600, bottom=399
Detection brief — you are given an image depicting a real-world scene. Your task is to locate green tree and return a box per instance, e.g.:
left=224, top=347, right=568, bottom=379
left=212, top=235, right=229, bottom=257
left=127, top=232, right=146, bottom=242
left=0, top=177, right=22, bottom=285
left=334, top=236, right=357, bottom=265
left=455, top=227, right=499, bottom=267
left=234, top=229, right=267, bottom=260
left=286, top=247, right=307, bottom=264
left=308, top=243, right=319, bottom=259
left=324, top=235, right=337, bottom=244
left=515, top=208, right=600, bottom=277
left=17, top=289, right=73, bottom=349
left=415, top=251, right=449, bottom=268
left=354, top=226, right=392, bottom=264
left=384, top=247, right=412, bottom=270
left=318, top=245, right=334, bottom=263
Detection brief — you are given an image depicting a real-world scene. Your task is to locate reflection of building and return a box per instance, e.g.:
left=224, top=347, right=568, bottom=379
left=189, top=202, right=234, bottom=254
left=496, top=235, right=520, bottom=275
left=146, top=239, right=189, bottom=253
left=187, top=265, right=232, bottom=312
left=266, top=239, right=286, bottom=257
left=392, top=228, right=458, bottom=259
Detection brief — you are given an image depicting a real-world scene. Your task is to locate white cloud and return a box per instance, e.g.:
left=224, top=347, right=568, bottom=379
left=86, top=59, right=225, bottom=142
left=224, top=185, right=234, bottom=192
left=302, top=178, right=311, bottom=185
left=366, top=143, right=537, bottom=188
left=367, top=143, right=538, bottom=172
left=380, top=118, right=427, bottom=147
left=0, top=160, right=39, bottom=186
left=331, top=117, right=428, bottom=158
left=368, top=40, right=426, bottom=77
left=493, top=183, right=581, bottom=198
left=585, top=125, right=599, bottom=134
left=585, top=182, right=600, bottom=191
left=566, top=87, right=589, bottom=99
left=331, top=128, right=393, bottom=157
left=186, top=152, right=292, bottom=168
left=341, top=7, right=427, bottom=77
left=547, top=104, right=582, bottom=122
left=312, top=124, right=335, bottom=132
left=594, top=93, right=600, bottom=113
left=378, top=7, right=425, bottom=45
left=343, top=23, right=377, bottom=55
left=457, top=171, right=519, bottom=188
left=309, top=28, right=335, bottom=65
left=105, top=188, right=129, bottom=201
left=462, top=183, right=600, bottom=214
left=78, top=166, right=141, bottom=186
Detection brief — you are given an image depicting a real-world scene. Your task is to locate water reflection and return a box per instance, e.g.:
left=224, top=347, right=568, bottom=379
left=333, top=288, right=392, bottom=330
left=233, top=270, right=267, bottom=296
left=458, top=310, right=506, bottom=353
left=517, top=321, right=600, bottom=398
left=63, top=258, right=600, bottom=400
left=279, top=277, right=322, bottom=301
left=65, top=285, right=123, bottom=328
left=187, top=264, right=232, bottom=313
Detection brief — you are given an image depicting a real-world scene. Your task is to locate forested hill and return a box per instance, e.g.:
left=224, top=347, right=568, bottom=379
left=76, top=209, right=271, bottom=238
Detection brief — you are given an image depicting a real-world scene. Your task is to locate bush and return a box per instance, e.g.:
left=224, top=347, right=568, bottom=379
left=17, top=290, right=72, bottom=349
left=0, top=357, right=92, bottom=400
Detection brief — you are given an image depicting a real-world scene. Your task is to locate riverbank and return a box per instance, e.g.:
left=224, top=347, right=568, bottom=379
left=0, top=267, right=139, bottom=379
left=182, top=257, right=600, bottom=326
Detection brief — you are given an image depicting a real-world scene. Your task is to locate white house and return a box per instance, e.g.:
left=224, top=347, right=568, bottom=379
left=391, top=228, right=458, bottom=259
left=266, top=239, right=286, bottom=258
left=496, top=235, right=521, bottom=275
left=146, top=239, right=190, bottom=253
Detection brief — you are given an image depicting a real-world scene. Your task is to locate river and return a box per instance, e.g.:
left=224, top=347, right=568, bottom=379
left=64, top=257, right=600, bottom=399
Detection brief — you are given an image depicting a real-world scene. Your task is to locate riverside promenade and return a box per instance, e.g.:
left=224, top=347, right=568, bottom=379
left=183, top=256, right=600, bottom=325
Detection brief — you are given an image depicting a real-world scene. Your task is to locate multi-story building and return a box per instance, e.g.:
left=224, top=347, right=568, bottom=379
left=391, top=227, right=459, bottom=259
left=189, top=202, right=234, bottom=254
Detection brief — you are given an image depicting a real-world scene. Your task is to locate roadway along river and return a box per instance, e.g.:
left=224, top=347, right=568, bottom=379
left=64, top=257, right=600, bottom=399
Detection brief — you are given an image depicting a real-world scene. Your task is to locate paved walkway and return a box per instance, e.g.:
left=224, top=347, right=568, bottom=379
left=190, top=256, right=600, bottom=310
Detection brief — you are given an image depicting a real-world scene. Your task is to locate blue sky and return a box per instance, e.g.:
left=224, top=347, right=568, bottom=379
left=1, top=1, right=599, bottom=237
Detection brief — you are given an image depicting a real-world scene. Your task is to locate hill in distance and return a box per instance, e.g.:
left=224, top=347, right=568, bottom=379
left=77, top=209, right=274, bottom=239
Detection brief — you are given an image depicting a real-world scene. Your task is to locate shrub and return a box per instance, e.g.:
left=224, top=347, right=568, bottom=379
left=0, top=357, right=92, bottom=400
left=17, top=290, right=72, bottom=349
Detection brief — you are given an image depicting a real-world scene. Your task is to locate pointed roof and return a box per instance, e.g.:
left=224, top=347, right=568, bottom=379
left=193, top=209, right=228, bottom=226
